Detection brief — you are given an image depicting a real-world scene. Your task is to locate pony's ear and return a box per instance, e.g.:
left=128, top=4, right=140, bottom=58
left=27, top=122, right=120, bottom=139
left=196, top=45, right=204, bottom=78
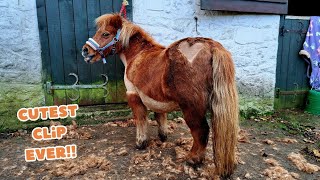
left=109, top=14, right=123, bottom=29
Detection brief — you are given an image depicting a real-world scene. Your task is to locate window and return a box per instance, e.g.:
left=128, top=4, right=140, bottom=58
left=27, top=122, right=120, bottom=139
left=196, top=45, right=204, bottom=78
left=201, top=0, right=288, bottom=14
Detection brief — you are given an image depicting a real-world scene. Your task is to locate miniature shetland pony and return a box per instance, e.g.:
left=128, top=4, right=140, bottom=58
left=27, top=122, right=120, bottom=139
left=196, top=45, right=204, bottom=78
left=82, top=14, right=239, bottom=177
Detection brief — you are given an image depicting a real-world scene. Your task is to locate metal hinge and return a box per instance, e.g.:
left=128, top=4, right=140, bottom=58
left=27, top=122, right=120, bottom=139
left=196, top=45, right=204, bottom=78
left=275, top=88, right=308, bottom=98
left=45, top=73, right=108, bottom=101
left=280, top=24, right=307, bottom=36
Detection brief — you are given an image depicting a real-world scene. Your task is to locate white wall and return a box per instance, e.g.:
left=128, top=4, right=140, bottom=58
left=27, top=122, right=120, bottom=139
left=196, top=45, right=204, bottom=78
left=133, top=0, right=280, bottom=112
left=0, top=0, right=42, bottom=84
left=0, top=0, right=44, bottom=120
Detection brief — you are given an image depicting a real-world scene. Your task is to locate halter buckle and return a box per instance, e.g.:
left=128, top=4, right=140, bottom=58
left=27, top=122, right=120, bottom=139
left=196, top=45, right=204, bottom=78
left=102, top=58, right=107, bottom=64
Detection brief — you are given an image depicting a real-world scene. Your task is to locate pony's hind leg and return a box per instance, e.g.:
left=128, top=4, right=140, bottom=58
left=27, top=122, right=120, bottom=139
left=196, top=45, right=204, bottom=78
left=182, top=107, right=209, bottom=165
left=127, top=92, right=148, bottom=149
left=155, top=113, right=168, bottom=142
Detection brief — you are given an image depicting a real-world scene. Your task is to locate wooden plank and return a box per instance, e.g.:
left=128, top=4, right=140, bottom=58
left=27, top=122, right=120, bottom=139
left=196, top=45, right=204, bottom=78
left=294, top=20, right=308, bottom=89
left=285, top=20, right=305, bottom=108
left=285, top=19, right=301, bottom=108
left=286, top=20, right=298, bottom=90
left=100, top=0, right=118, bottom=103
left=201, top=0, right=288, bottom=14
left=73, top=0, right=93, bottom=106
left=299, top=20, right=311, bottom=90
left=87, top=0, right=100, bottom=38
left=113, top=0, right=122, bottom=15
left=113, top=0, right=122, bottom=103
left=127, top=0, right=133, bottom=21
left=36, top=0, right=51, bottom=82
left=275, top=16, right=284, bottom=89
left=59, top=0, right=78, bottom=104
left=87, top=0, right=105, bottom=105
left=100, top=0, right=113, bottom=14
left=295, top=20, right=310, bottom=108
left=279, top=19, right=292, bottom=108
left=115, top=55, right=127, bottom=102
left=45, top=0, right=66, bottom=105
left=274, top=16, right=285, bottom=109
left=36, top=0, right=53, bottom=105
left=113, top=0, right=128, bottom=103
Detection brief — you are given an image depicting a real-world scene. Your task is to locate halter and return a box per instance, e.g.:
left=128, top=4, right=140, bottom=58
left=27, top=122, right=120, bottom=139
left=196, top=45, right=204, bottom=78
left=86, top=29, right=121, bottom=64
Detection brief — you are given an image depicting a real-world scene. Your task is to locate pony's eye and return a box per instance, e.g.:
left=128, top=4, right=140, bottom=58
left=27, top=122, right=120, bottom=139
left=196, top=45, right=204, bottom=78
left=102, top=32, right=110, bottom=37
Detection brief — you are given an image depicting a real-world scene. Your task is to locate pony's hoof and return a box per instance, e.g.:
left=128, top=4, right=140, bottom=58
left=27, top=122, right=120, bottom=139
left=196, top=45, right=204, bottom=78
left=158, top=133, right=167, bottom=142
left=186, top=155, right=204, bottom=168
left=136, top=140, right=148, bottom=150
left=186, top=159, right=203, bottom=169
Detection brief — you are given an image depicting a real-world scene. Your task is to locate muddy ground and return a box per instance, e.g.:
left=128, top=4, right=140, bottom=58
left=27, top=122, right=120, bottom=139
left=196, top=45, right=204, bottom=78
left=0, top=109, right=319, bottom=180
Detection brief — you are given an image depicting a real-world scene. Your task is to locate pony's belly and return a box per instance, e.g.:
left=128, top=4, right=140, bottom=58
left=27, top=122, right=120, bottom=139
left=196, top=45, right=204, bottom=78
left=124, top=71, right=178, bottom=113
left=137, top=90, right=179, bottom=113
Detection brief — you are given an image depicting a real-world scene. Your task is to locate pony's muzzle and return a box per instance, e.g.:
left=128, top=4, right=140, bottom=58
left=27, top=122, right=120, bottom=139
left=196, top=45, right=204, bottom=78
left=82, top=47, right=95, bottom=63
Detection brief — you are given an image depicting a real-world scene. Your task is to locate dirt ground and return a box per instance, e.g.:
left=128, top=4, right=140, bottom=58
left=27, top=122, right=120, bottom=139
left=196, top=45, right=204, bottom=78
left=0, top=109, right=319, bottom=180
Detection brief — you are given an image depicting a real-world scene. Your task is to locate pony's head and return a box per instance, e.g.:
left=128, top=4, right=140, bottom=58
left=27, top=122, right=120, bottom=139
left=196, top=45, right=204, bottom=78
left=82, top=13, right=159, bottom=63
left=82, top=14, right=124, bottom=63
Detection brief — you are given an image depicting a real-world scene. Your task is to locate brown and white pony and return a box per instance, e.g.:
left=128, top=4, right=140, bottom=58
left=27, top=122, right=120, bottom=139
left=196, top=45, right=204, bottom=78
left=82, top=14, right=239, bottom=177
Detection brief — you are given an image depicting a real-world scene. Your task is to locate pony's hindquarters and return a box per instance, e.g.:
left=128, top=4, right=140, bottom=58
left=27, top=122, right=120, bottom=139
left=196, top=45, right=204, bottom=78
left=210, top=46, right=239, bottom=177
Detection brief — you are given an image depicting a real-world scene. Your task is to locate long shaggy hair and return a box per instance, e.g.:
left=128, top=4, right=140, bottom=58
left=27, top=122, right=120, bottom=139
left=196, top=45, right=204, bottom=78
left=83, top=13, right=239, bottom=178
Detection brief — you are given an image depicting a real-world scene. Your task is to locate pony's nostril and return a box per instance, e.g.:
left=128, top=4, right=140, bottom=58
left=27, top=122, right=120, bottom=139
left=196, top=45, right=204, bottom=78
left=82, top=47, right=89, bottom=57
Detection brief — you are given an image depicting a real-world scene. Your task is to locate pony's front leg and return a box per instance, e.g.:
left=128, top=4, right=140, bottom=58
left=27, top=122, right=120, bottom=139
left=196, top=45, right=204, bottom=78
left=127, top=92, right=148, bottom=149
left=155, top=113, right=168, bottom=142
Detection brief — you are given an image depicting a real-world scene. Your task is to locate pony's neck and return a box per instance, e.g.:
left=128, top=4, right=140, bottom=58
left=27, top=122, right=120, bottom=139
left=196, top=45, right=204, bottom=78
left=119, top=33, right=165, bottom=66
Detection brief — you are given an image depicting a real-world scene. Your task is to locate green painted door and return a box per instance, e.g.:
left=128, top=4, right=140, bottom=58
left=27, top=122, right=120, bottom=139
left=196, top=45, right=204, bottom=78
left=275, top=16, right=310, bottom=109
left=36, top=0, right=131, bottom=105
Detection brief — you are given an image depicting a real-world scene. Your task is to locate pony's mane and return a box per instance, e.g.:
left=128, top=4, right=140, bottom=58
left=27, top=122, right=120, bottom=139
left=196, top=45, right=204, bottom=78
left=95, top=14, right=162, bottom=48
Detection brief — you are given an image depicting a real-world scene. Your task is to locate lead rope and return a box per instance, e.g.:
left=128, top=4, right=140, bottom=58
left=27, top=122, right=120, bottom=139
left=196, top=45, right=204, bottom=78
left=119, top=0, right=129, bottom=19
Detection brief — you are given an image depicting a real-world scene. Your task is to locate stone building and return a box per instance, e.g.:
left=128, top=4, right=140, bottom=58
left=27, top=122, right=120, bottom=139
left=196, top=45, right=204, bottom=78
left=0, top=0, right=311, bottom=129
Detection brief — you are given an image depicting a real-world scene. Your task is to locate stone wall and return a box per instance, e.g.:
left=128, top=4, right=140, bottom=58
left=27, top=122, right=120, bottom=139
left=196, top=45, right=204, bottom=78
left=0, top=0, right=43, bottom=131
left=133, top=0, right=280, bottom=113
left=0, top=0, right=281, bottom=131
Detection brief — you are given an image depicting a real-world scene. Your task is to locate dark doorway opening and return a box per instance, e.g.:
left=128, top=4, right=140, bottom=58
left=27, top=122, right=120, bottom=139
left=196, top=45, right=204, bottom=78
left=288, top=0, right=319, bottom=16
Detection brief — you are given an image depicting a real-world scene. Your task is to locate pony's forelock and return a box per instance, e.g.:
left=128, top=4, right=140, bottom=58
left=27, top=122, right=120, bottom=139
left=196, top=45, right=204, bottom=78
left=95, top=14, right=120, bottom=28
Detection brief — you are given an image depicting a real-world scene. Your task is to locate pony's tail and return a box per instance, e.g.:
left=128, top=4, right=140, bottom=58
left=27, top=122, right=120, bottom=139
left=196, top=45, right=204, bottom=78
left=210, top=45, right=239, bottom=177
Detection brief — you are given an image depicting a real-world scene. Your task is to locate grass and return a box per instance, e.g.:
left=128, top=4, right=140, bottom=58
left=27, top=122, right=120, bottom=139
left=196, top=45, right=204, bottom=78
left=240, top=108, right=320, bottom=137
left=1, top=103, right=319, bottom=135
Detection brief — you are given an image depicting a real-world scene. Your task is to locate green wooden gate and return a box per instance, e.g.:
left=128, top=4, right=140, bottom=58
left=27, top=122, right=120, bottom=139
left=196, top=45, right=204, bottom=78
left=36, top=0, right=132, bottom=105
left=275, top=16, right=310, bottom=109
